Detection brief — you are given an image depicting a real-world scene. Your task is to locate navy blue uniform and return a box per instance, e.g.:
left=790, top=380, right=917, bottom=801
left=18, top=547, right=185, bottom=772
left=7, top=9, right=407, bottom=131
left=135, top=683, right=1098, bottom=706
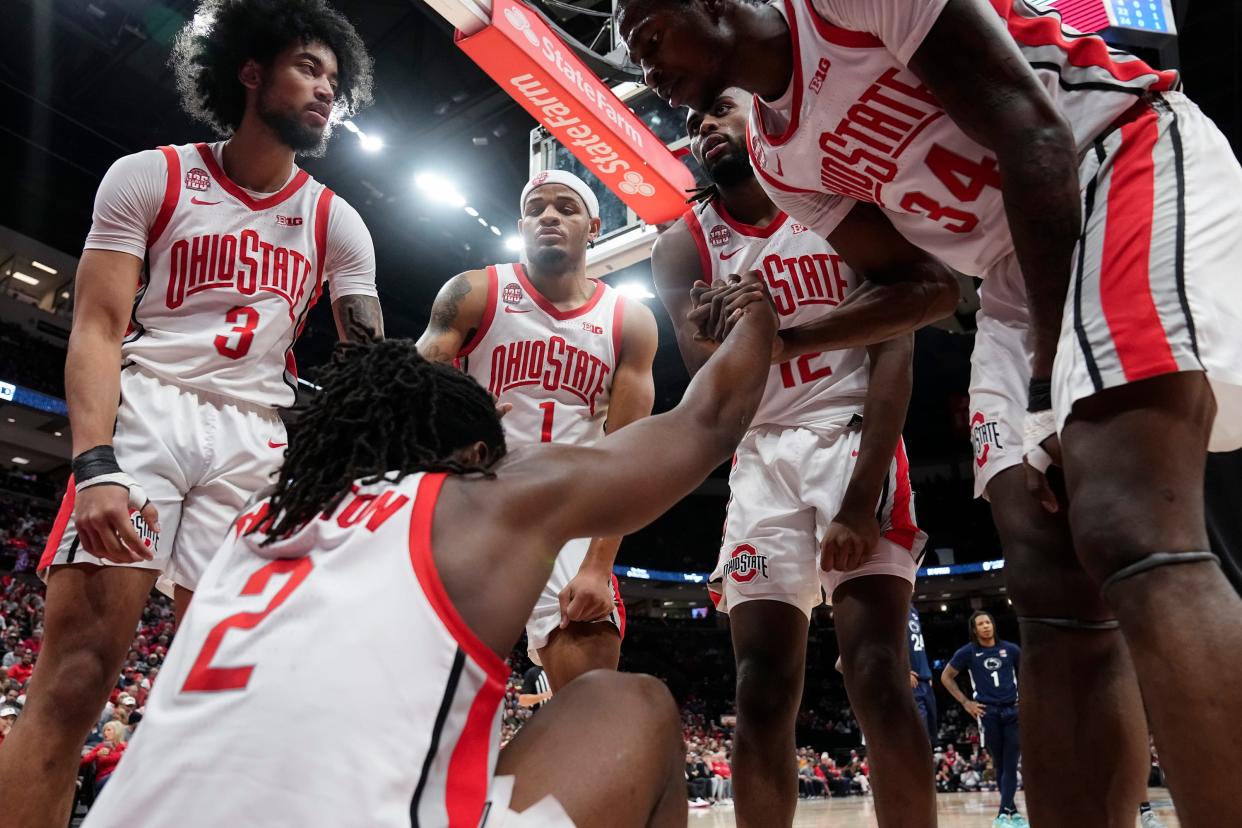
left=907, top=606, right=937, bottom=745
left=949, top=640, right=1022, bottom=815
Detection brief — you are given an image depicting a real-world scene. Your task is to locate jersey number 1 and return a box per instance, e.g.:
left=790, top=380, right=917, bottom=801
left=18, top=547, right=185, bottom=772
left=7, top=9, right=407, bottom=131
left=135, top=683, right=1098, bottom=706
left=214, top=306, right=261, bottom=360
left=538, top=401, right=555, bottom=443
left=181, top=557, right=313, bottom=693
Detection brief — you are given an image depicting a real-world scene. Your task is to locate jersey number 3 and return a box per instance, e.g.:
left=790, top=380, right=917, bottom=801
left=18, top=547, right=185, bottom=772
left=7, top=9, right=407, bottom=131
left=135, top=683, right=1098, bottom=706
left=214, top=306, right=261, bottom=360
left=181, top=557, right=313, bottom=693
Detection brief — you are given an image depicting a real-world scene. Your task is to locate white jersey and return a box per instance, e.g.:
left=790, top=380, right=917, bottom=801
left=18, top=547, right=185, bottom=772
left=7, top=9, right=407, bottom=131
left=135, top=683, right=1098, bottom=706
left=458, top=263, right=624, bottom=447
left=682, top=198, right=868, bottom=430
left=85, top=141, right=378, bottom=409
left=82, top=472, right=511, bottom=828
left=747, top=0, right=1179, bottom=282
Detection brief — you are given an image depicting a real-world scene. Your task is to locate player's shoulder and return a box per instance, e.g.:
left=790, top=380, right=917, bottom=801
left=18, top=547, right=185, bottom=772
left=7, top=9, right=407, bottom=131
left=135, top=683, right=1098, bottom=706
left=104, top=147, right=172, bottom=180
left=1001, top=640, right=1020, bottom=653
left=651, top=213, right=704, bottom=283
left=950, top=642, right=973, bottom=660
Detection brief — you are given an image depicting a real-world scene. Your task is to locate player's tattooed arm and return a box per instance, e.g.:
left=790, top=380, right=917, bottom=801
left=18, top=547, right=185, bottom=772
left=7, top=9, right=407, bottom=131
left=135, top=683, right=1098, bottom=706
left=651, top=218, right=718, bottom=376
left=415, top=270, right=489, bottom=364
left=331, top=294, right=385, bottom=342
left=908, top=0, right=1080, bottom=381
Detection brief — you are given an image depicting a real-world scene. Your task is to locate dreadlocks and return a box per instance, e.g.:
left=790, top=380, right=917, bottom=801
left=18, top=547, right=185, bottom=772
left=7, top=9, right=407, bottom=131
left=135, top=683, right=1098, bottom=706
left=256, top=335, right=506, bottom=542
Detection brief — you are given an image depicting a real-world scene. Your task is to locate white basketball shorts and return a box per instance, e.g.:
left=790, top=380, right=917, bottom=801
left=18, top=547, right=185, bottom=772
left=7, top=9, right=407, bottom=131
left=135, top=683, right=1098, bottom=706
left=1054, top=91, right=1242, bottom=451
left=39, top=366, right=286, bottom=591
left=525, top=536, right=625, bottom=664
left=708, top=422, right=927, bottom=617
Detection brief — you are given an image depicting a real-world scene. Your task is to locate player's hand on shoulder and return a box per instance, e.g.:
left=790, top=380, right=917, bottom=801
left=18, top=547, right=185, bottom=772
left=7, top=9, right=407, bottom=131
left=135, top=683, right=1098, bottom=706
left=75, top=484, right=159, bottom=564
left=819, top=506, right=881, bottom=573
left=557, top=571, right=616, bottom=626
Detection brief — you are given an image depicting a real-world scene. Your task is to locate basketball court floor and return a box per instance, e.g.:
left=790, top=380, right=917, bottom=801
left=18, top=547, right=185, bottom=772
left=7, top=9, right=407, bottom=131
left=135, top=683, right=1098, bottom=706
left=687, top=789, right=1180, bottom=827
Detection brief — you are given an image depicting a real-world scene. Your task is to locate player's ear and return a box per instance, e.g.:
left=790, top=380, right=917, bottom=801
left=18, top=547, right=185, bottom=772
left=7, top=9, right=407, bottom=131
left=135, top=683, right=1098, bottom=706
left=588, top=216, right=602, bottom=241
left=238, top=59, right=263, bottom=92
left=452, top=441, right=491, bottom=468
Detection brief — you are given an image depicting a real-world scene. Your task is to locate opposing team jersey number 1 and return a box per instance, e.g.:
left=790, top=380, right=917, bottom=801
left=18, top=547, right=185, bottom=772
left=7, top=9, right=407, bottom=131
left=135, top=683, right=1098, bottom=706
left=181, top=557, right=313, bottom=693
left=900, top=144, right=1002, bottom=234
left=214, top=306, right=261, bottom=360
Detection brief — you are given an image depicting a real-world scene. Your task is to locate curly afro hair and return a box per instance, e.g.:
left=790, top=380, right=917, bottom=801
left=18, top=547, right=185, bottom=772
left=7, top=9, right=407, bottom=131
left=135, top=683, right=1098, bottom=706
left=171, top=0, right=374, bottom=137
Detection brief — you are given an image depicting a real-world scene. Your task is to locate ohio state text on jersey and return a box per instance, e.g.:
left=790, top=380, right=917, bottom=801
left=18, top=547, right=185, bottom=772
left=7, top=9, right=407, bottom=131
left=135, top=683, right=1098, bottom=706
left=748, top=0, right=1178, bottom=277
left=126, top=142, right=336, bottom=407
left=458, top=263, right=623, bottom=447
left=683, top=197, right=868, bottom=430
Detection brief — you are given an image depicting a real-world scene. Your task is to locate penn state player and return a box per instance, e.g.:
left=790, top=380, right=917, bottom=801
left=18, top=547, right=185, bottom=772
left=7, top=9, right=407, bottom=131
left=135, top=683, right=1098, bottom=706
left=907, top=604, right=936, bottom=748
left=654, top=90, right=932, bottom=828
left=619, top=1, right=1242, bottom=823
left=81, top=290, right=778, bottom=827
left=943, top=611, right=1023, bottom=828
left=0, top=4, right=382, bottom=825
left=417, top=171, right=658, bottom=691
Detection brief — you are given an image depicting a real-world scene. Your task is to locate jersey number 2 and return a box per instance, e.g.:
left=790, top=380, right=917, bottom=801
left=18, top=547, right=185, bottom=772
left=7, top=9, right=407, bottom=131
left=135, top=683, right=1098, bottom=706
left=181, top=557, right=313, bottom=693
left=214, top=306, right=261, bottom=360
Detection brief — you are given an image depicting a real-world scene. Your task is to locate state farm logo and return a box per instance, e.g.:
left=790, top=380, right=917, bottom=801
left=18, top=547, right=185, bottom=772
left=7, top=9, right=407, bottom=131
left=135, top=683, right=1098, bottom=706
left=618, top=170, right=655, bottom=197
left=708, top=224, right=731, bottom=247
left=185, top=168, right=210, bottom=192
left=503, top=6, right=540, bottom=47
left=723, top=543, right=768, bottom=584
left=503, top=284, right=524, bottom=304
left=582, top=321, right=603, bottom=335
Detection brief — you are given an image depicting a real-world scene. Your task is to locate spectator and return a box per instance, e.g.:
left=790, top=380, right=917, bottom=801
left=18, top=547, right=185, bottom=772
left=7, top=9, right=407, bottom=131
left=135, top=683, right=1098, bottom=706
left=0, top=705, right=16, bottom=749
left=686, top=751, right=712, bottom=805
left=80, top=720, right=128, bottom=797
left=709, top=752, right=732, bottom=802
left=6, top=649, right=33, bottom=685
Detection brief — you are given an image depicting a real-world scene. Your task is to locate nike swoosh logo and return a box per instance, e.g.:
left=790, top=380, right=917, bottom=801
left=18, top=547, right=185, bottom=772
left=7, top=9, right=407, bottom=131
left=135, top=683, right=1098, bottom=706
left=504, top=306, right=532, bottom=314
left=267, top=440, right=287, bottom=449
left=719, top=248, right=744, bottom=261
left=191, top=197, right=221, bottom=206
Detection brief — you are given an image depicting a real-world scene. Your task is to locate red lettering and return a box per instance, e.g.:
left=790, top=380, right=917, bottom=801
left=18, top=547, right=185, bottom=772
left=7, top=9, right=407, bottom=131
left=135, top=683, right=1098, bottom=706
left=168, top=239, right=189, bottom=308
left=762, top=254, right=796, bottom=317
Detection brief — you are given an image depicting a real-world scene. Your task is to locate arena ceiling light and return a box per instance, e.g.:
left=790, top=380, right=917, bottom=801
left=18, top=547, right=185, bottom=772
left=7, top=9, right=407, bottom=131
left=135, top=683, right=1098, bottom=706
left=464, top=206, right=480, bottom=217
left=10, top=272, right=38, bottom=286
left=10, top=457, right=29, bottom=465
left=614, top=282, right=655, bottom=301
left=505, top=236, right=522, bottom=251
left=489, top=225, right=502, bottom=236
left=416, top=172, right=467, bottom=208
left=342, top=119, right=383, bottom=153
left=31, top=261, right=57, bottom=275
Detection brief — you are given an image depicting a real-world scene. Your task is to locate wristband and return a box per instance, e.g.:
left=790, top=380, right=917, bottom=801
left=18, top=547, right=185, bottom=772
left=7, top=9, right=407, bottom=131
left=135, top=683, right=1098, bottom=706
left=73, top=446, right=150, bottom=511
left=1027, top=377, right=1053, bottom=413
left=1023, top=409, right=1057, bottom=474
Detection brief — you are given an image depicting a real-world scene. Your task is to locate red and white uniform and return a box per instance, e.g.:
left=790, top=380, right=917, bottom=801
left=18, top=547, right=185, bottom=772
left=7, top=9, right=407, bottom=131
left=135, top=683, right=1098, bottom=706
left=41, top=142, right=378, bottom=589
left=748, top=0, right=1242, bottom=495
left=81, top=473, right=571, bottom=828
left=682, top=198, right=925, bottom=615
left=457, top=263, right=626, bottom=660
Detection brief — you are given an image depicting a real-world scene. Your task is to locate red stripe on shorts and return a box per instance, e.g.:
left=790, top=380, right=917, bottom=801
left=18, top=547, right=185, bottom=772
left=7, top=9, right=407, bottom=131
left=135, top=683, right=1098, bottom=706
left=612, top=573, right=627, bottom=640
left=883, top=441, right=920, bottom=551
left=39, top=476, right=76, bottom=571
left=1099, top=110, right=1179, bottom=382
left=444, top=673, right=505, bottom=827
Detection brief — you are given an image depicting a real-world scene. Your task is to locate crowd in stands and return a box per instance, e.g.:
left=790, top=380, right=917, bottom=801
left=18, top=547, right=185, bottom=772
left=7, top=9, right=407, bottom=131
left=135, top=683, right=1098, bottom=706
left=0, top=320, right=67, bottom=399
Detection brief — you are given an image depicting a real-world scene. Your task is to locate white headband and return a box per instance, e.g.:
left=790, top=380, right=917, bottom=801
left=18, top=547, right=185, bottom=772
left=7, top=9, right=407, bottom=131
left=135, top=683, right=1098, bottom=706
left=520, top=170, right=600, bottom=219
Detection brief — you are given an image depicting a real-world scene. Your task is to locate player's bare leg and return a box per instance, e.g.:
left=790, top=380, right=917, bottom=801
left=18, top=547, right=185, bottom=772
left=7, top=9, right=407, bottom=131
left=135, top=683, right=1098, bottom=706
left=728, top=600, right=808, bottom=828
left=834, top=575, right=936, bottom=828
left=498, top=670, right=687, bottom=827
left=989, top=467, right=1148, bottom=826
left=537, top=622, right=621, bottom=692
left=0, top=565, right=158, bottom=828
left=1063, top=372, right=1242, bottom=826
left=174, top=583, right=194, bottom=629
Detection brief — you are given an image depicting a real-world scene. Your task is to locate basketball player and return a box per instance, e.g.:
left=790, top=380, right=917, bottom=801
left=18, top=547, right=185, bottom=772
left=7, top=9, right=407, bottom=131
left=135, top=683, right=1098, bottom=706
left=0, top=4, right=382, bottom=826
left=907, top=603, right=936, bottom=749
left=654, top=89, right=933, bottom=827
left=942, top=611, right=1024, bottom=828
left=416, top=171, right=658, bottom=691
left=618, top=1, right=1242, bottom=824
left=80, top=296, right=777, bottom=826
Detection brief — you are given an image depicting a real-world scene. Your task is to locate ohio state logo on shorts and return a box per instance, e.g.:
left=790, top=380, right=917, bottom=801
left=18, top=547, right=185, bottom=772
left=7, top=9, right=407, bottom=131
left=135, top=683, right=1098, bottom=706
left=708, top=224, right=731, bottom=247
left=723, top=543, right=768, bottom=584
left=185, top=168, right=210, bottom=192
left=127, top=509, right=159, bottom=551
left=502, top=284, right=524, bottom=304
left=970, top=411, right=1004, bottom=468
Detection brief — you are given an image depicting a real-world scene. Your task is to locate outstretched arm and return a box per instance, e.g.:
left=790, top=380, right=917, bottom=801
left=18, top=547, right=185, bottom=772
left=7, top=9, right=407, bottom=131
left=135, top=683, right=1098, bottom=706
left=652, top=219, right=718, bottom=376
left=415, top=269, right=490, bottom=363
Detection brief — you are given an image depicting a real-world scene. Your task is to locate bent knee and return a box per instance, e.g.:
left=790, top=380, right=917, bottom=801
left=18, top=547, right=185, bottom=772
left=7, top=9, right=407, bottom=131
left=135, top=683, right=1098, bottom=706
left=32, top=648, right=119, bottom=722
left=736, top=660, right=802, bottom=726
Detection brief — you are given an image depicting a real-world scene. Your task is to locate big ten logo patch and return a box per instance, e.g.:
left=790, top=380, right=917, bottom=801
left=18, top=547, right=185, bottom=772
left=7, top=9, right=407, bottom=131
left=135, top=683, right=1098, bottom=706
left=503, top=284, right=524, bottom=305
left=723, top=543, right=769, bottom=584
left=709, top=224, right=732, bottom=248
left=276, top=215, right=303, bottom=227
left=127, top=509, right=159, bottom=552
left=970, top=411, right=1003, bottom=468
left=809, top=58, right=831, bottom=94
left=185, top=168, right=211, bottom=192
left=791, top=223, right=809, bottom=235
left=582, top=321, right=603, bottom=335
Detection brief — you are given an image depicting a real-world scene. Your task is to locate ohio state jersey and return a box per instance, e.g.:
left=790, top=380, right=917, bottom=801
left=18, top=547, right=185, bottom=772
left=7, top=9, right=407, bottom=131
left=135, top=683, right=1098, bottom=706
left=458, top=263, right=623, bottom=447
left=82, top=472, right=509, bottom=828
left=682, top=198, right=868, bottom=430
left=747, top=0, right=1180, bottom=277
left=100, top=143, right=357, bottom=408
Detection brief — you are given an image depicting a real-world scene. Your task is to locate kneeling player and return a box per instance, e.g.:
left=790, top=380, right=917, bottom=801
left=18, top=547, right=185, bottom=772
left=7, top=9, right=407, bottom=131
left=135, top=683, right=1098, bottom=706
left=81, top=294, right=776, bottom=827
